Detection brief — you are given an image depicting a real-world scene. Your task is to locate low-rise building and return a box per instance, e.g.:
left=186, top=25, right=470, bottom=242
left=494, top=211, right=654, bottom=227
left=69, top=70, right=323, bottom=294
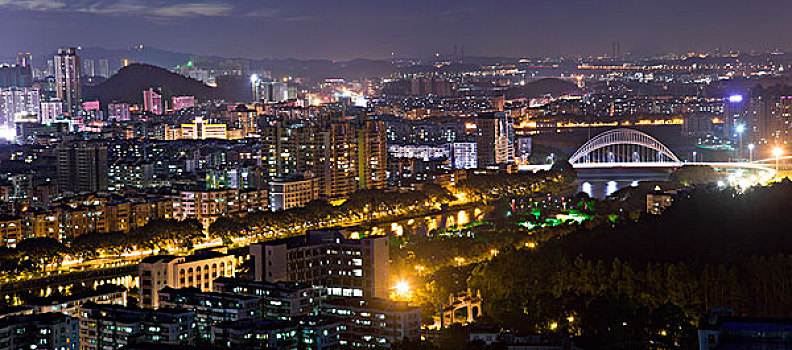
left=321, top=298, right=421, bottom=348
left=269, top=176, right=320, bottom=211
left=26, top=285, right=127, bottom=317
left=211, top=316, right=341, bottom=350
left=0, top=312, right=79, bottom=350
left=0, top=216, right=22, bottom=247
left=139, top=249, right=236, bottom=308
left=212, top=277, right=323, bottom=318
left=157, top=287, right=261, bottom=341
left=78, top=303, right=195, bottom=350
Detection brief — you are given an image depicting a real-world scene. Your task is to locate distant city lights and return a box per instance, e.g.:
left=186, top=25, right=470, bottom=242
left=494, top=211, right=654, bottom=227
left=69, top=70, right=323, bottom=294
left=0, top=126, right=16, bottom=141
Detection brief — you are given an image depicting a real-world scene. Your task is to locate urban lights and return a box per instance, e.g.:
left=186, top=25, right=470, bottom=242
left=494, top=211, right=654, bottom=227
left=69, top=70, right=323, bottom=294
left=736, top=124, right=745, bottom=158
left=391, top=280, right=412, bottom=301
left=748, top=144, right=755, bottom=162
left=773, top=147, right=784, bottom=172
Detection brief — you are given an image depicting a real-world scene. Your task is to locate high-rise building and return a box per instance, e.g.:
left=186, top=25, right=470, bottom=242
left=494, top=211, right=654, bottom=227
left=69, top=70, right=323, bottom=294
left=744, top=94, right=792, bottom=146
left=82, top=59, right=96, bottom=77
left=16, top=52, right=32, bottom=67
left=475, top=112, right=514, bottom=167
left=56, top=143, right=108, bottom=193
left=0, top=87, right=39, bottom=127
left=0, top=64, right=32, bottom=88
left=53, top=47, right=82, bottom=116
left=317, top=123, right=358, bottom=199
left=250, top=229, right=389, bottom=299
left=357, top=120, right=387, bottom=190
left=143, top=87, right=163, bottom=115
left=96, top=59, right=110, bottom=78
left=260, top=81, right=289, bottom=103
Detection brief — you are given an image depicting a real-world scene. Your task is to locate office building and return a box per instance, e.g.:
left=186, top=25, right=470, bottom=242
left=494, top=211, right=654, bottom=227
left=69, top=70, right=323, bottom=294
left=78, top=302, right=195, bottom=350
left=268, top=175, right=320, bottom=211
left=321, top=298, right=421, bottom=348
left=181, top=117, right=227, bottom=140
left=56, top=143, right=108, bottom=193
left=212, top=277, right=323, bottom=318
left=0, top=312, right=79, bottom=350
left=143, top=87, right=163, bottom=115
left=357, top=120, right=387, bottom=190
left=138, top=249, right=237, bottom=308
left=475, top=112, right=514, bottom=167
left=53, top=47, right=82, bottom=116
left=250, top=229, right=389, bottom=299
left=157, top=287, right=261, bottom=341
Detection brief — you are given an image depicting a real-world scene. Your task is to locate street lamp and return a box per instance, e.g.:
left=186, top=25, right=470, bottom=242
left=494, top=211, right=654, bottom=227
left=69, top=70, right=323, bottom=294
left=773, top=147, right=783, bottom=172
left=748, top=144, right=755, bottom=162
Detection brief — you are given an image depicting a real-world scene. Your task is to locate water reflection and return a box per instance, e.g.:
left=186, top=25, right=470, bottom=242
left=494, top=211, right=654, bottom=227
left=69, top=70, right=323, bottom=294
left=581, top=182, right=593, bottom=198
left=606, top=181, right=618, bottom=196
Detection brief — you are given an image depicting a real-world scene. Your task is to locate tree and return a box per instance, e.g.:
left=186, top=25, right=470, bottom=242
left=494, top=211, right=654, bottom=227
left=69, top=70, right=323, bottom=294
left=669, top=165, right=719, bottom=186
left=209, top=217, right=243, bottom=245
left=17, top=237, right=69, bottom=269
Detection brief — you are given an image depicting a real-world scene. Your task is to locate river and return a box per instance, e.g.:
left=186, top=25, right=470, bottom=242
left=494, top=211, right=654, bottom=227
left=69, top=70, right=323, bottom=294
left=574, top=168, right=672, bottom=199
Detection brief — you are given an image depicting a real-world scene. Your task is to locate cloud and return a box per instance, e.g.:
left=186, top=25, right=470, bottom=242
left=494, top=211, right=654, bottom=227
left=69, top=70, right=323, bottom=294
left=0, top=0, right=237, bottom=18
left=0, top=0, right=67, bottom=11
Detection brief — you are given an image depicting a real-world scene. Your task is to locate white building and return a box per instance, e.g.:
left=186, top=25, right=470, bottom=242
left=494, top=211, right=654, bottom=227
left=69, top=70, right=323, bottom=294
left=0, top=87, right=39, bottom=127
left=138, top=250, right=237, bottom=309
left=448, top=142, right=478, bottom=169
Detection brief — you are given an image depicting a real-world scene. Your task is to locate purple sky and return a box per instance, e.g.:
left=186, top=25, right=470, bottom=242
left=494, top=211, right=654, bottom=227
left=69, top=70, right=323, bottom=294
left=1, top=0, right=791, bottom=60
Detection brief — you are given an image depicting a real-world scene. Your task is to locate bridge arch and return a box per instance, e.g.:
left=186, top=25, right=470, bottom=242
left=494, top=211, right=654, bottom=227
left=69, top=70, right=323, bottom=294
left=569, top=128, right=681, bottom=164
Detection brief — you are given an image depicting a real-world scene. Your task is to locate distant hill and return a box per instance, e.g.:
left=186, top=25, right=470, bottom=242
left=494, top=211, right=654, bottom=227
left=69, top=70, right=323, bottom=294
left=83, top=64, right=217, bottom=105
left=506, top=78, right=582, bottom=99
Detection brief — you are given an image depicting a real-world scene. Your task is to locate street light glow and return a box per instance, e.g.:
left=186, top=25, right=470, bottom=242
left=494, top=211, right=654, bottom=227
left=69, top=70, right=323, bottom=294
left=394, top=280, right=410, bottom=295
left=773, top=147, right=784, bottom=157
left=736, top=124, right=745, bottom=134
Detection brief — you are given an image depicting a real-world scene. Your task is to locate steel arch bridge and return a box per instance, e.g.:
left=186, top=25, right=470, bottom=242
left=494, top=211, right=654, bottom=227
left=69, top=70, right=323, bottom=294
left=569, top=128, right=681, bottom=165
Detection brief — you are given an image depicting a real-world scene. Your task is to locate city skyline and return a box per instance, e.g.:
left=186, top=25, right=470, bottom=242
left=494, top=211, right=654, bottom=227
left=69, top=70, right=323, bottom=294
left=4, top=0, right=792, bottom=61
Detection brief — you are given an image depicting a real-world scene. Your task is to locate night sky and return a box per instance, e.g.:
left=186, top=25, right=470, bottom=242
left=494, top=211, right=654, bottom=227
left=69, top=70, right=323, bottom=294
left=1, top=0, right=792, bottom=60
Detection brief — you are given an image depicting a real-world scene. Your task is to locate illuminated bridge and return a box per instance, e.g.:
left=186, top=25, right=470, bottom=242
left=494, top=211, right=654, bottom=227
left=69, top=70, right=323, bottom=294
left=521, top=128, right=776, bottom=176
left=568, top=128, right=681, bottom=167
